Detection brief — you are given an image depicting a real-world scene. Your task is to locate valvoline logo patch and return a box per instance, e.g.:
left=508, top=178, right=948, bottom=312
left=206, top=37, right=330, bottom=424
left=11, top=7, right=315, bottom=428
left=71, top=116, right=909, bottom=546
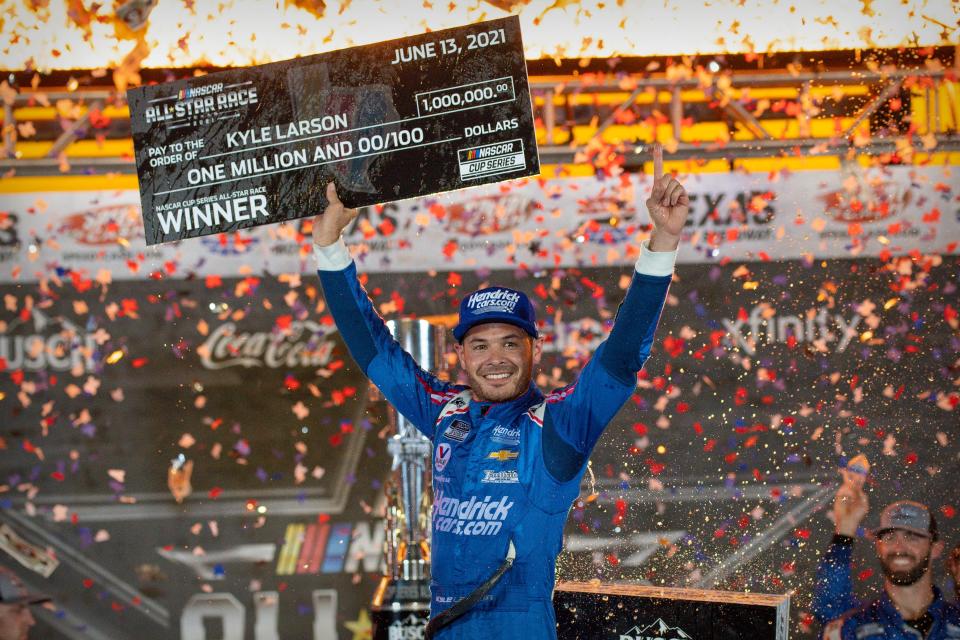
left=435, top=443, right=451, bottom=472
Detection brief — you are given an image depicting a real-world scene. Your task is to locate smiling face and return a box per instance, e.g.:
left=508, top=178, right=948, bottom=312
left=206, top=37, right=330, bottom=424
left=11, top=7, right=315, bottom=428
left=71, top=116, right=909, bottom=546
left=454, top=322, right=542, bottom=403
left=875, top=529, right=939, bottom=586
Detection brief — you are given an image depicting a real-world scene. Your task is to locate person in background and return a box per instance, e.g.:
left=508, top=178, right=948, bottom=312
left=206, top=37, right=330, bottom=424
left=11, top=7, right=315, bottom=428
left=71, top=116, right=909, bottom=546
left=814, top=491, right=960, bottom=639
left=811, top=465, right=871, bottom=624
left=0, top=566, right=50, bottom=640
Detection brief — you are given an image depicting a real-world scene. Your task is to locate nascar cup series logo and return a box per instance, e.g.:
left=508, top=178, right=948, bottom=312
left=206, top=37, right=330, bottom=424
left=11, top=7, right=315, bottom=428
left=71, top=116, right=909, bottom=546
left=458, top=139, right=526, bottom=181
left=466, top=289, right=520, bottom=315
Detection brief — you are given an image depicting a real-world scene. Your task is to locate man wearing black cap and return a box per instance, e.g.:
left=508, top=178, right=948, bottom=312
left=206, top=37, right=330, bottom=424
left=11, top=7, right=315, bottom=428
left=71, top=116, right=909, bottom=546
left=0, top=567, right=50, bottom=640
left=311, top=144, right=686, bottom=639
left=816, top=499, right=960, bottom=639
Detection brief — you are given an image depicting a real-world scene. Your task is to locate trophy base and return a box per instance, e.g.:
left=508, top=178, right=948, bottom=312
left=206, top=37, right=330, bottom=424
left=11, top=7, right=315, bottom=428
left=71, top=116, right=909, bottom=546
left=371, top=575, right=431, bottom=639
left=554, top=582, right=790, bottom=640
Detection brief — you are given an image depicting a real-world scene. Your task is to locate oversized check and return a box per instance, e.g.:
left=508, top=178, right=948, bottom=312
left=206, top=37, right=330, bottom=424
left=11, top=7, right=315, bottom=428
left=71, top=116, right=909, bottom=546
left=127, top=16, right=540, bottom=245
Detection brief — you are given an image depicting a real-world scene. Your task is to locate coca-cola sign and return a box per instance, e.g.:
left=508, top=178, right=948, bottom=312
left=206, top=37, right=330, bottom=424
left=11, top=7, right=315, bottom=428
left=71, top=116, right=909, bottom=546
left=198, top=320, right=339, bottom=369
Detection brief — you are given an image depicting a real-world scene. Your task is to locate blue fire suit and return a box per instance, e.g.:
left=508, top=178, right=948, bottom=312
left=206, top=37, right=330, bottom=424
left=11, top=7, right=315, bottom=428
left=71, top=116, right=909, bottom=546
left=316, top=239, right=673, bottom=639
left=821, top=588, right=960, bottom=640
left=812, top=537, right=860, bottom=623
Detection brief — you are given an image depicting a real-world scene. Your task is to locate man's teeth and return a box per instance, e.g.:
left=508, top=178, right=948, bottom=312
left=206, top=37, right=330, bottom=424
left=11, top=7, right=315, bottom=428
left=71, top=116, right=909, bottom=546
left=484, top=373, right=511, bottom=380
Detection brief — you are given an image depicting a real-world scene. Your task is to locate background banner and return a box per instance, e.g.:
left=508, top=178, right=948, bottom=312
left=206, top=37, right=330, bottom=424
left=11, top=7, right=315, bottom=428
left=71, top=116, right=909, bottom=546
left=1, top=164, right=956, bottom=283
left=1, top=241, right=956, bottom=637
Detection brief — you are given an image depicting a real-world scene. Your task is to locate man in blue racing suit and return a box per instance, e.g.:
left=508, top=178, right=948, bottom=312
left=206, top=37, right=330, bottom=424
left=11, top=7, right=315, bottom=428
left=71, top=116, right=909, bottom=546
left=311, top=144, right=688, bottom=638
left=814, top=485, right=960, bottom=640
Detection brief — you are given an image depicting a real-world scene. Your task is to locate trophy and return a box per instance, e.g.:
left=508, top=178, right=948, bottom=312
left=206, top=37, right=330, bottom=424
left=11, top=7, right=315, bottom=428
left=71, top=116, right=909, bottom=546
left=371, top=319, right=447, bottom=639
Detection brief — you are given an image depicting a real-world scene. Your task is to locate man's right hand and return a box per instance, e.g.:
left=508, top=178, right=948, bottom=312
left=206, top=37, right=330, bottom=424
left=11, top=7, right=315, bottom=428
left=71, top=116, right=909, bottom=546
left=833, top=474, right=869, bottom=537
left=313, top=182, right=359, bottom=247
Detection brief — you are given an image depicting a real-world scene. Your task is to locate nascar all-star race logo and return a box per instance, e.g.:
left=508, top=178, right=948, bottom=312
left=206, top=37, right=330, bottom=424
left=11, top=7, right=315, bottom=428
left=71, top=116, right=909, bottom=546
left=143, top=81, right=259, bottom=130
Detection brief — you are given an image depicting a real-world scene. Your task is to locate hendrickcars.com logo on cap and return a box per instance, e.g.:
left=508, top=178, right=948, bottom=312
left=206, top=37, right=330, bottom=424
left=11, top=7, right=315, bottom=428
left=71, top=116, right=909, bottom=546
left=453, top=286, right=538, bottom=342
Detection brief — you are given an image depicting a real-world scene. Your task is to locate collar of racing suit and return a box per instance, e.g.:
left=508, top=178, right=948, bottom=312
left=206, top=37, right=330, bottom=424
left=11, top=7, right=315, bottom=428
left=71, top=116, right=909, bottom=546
left=466, top=381, right=543, bottom=421
left=876, top=585, right=946, bottom=627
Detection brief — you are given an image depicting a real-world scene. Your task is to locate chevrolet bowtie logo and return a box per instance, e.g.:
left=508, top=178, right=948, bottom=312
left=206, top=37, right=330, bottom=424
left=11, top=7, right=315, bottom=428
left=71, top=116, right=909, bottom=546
left=487, top=450, right=519, bottom=461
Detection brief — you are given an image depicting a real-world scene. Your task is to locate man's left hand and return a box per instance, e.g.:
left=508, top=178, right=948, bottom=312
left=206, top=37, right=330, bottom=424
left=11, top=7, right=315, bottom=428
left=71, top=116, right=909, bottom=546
left=645, top=142, right=689, bottom=252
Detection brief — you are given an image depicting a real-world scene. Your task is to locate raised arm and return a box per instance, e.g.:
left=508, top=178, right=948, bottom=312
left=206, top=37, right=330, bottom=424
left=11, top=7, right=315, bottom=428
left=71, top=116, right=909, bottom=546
left=812, top=475, right=869, bottom=623
left=541, top=143, right=689, bottom=482
left=598, top=141, right=687, bottom=379
left=313, top=183, right=462, bottom=438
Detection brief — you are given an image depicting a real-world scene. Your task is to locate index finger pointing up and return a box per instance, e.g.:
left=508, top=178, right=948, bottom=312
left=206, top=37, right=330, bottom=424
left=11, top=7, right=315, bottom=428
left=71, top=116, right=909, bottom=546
left=651, top=141, right=663, bottom=181
left=326, top=181, right=341, bottom=204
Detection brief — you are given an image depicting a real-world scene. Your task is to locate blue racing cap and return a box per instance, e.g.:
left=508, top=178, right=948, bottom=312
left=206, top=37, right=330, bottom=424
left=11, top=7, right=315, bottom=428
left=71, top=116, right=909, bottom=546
left=453, top=286, right=538, bottom=342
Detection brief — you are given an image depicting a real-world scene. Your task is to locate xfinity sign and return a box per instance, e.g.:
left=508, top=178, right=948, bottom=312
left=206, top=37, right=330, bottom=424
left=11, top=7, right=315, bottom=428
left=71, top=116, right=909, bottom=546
left=722, top=305, right=862, bottom=355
